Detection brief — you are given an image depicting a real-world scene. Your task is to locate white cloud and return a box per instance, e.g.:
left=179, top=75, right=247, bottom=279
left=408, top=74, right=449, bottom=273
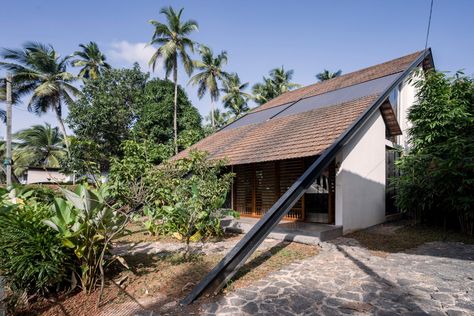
left=108, top=41, right=160, bottom=71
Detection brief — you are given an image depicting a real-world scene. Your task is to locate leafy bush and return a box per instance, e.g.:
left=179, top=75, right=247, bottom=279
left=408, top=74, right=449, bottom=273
left=144, top=151, right=236, bottom=251
left=395, top=71, right=474, bottom=234
left=44, top=184, right=128, bottom=293
left=0, top=198, right=72, bottom=295
left=108, top=139, right=172, bottom=211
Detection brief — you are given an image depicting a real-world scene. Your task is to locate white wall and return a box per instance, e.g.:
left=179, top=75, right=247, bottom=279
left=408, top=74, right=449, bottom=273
left=397, top=68, right=421, bottom=150
left=26, top=169, right=69, bottom=184
left=335, top=111, right=387, bottom=234
left=334, top=70, right=421, bottom=233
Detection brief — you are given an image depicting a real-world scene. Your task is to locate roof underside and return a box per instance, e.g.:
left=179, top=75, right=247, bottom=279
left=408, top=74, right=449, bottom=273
left=174, top=51, right=425, bottom=165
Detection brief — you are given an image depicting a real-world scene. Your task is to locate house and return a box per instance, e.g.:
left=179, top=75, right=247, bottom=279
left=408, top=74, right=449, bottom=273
left=175, top=49, right=434, bottom=234
left=20, top=167, right=71, bottom=185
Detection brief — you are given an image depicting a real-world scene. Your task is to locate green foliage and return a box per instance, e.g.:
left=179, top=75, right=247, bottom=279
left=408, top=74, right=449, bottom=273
left=144, top=151, right=236, bottom=250
left=67, top=64, right=148, bottom=167
left=72, top=41, right=111, bottom=80
left=13, top=123, right=66, bottom=176
left=109, top=139, right=172, bottom=210
left=0, top=42, right=81, bottom=149
left=133, top=78, right=203, bottom=147
left=0, top=192, right=72, bottom=295
left=221, top=73, right=251, bottom=117
left=252, top=66, right=300, bottom=105
left=59, top=137, right=102, bottom=176
left=395, top=71, right=474, bottom=234
left=316, top=69, right=342, bottom=82
left=44, top=184, right=128, bottom=292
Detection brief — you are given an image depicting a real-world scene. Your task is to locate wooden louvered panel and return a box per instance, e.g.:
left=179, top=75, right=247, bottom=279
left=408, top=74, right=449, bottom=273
left=279, top=159, right=305, bottom=220
left=255, top=162, right=277, bottom=217
left=234, top=164, right=253, bottom=216
left=233, top=158, right=306, bottom=221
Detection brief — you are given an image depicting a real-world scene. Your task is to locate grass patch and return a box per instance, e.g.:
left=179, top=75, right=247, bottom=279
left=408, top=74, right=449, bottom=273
left=347, top=221, right=474, bottom=254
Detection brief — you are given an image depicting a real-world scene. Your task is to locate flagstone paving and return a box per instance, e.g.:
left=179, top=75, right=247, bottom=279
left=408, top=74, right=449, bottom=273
left=202, top=239, right=474, bottom=315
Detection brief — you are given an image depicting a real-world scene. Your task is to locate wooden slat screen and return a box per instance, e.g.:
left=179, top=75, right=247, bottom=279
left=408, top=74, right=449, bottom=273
left=234, top=164, right=253, bottom=216
left=234, top=158, right=305, bottom=221
left=255, top=162, right=277, bottom=217
left=279, top=159, right=305, bottom=220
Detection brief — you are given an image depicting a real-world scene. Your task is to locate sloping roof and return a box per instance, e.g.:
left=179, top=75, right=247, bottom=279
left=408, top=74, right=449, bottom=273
left=174, top=51, right=425, bottom=165
left=252, top=51, right=422, bottom=112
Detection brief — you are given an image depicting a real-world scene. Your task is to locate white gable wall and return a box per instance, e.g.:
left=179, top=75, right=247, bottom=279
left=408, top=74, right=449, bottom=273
left=397, top=68, right=421, bottom=150
left=335, top=110, right=386, bottom=233
left=334, top=69, right=421, bottom=234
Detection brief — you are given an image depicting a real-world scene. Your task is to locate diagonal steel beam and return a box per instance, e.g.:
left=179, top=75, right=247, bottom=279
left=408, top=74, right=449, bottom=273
left=181, top=49, right=431, bottom=305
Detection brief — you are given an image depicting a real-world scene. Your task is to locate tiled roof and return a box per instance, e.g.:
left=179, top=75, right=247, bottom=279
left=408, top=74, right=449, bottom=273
left=174, top=95, right=380, bottom=165
left=173, top=51, right=424, bottom=165
left=252, top=51, right=422, bottom=112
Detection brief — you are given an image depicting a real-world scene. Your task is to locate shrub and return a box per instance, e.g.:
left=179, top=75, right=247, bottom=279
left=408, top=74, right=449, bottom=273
left=0, top=200, right=72, bottom=295
left=395, top=71, right=474, bottom=233
left=108, top=139, right=172, bottom=211
left=44, top=184, right=128, bottom=293
left=144, top=150, right=236, bottom=252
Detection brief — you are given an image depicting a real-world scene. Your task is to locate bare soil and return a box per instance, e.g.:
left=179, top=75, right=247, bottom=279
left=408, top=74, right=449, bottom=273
left=16, top=223, right=318, bottom=315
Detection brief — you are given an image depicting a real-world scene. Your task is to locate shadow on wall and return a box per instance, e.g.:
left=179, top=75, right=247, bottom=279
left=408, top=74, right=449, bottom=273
left=336, top=169, right=386, bottom=234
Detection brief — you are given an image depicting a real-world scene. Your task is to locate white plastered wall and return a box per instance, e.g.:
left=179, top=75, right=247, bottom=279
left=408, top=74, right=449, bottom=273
left=397, top=67, right=422, bottom=150
left=335, top=110, right=387, bottom=234
left=26, top=169, right=69, bottom=184
left=334, top=69, right=421, bottom=234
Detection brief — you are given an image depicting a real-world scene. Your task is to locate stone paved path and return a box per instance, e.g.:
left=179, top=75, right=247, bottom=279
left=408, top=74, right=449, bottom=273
left=203, top=239, right=474, bottom=315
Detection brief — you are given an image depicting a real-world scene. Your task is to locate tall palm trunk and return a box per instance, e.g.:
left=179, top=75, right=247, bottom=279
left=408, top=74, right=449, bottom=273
left=173, top=64, right=178, bottom=155
left=54, top=102, right=70, bottom=154
left=211, top=99, right=215, bottom=129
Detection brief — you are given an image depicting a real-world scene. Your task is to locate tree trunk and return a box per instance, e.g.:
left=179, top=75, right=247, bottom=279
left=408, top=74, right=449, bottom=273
left=211, top=99, right=215, bottom=129
left=55, top=103, right=70, bottom=154
left=173, top=66, right=178, bottom=155
left=5, top=74, right=13, bottom=187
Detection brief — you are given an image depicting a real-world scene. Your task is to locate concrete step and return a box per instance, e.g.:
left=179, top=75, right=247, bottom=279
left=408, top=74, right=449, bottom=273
left=221, top=217, right=343, bottom=245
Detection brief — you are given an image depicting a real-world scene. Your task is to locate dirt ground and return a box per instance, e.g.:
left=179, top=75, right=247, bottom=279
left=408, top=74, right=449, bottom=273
left=17, top=223, right=318, bottom=315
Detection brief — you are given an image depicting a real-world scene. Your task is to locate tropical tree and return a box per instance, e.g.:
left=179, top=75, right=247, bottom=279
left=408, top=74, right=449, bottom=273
left=205, top=108, right=228, bottom=129
left=0, top=42, right=80, bottom=151
left=221, top=73, right=251, bottom=117
left=316, top=69, right=342, bottom=81
left=189, top=45, right=230, bottom=129
left=134, top=78, right=203, bottom=147
left=252, top=66, right=300, bottom=105
left=252, top=77, right=277, bottom=105
left=67, top=64, right=148, bottom=171
left=148, top=6, right=198, bottom=154
left=270, top=66, right=300, bottom=93
left=72, top=42, right=111, bottom=80
left=13, top=123, right=66, bottom=175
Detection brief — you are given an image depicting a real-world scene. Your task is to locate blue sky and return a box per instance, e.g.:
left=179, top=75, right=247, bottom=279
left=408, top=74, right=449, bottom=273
left=1, top=0, right=473, bottom=136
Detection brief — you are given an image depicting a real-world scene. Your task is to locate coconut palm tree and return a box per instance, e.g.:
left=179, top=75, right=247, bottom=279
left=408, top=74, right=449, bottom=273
left=269, top=66, right=300, bottom=93
left=0, top=42, right=80, bottom=151
left=316, top=69, right=342, bottom=81
left=72, top=42, right=111, bottom=80
left=252, top=66, right=299, bottom=105
left=0, top=76, right=41, bottom=122
left=148, top=6, right=198, bottom=154
left=205, top=108, right=229, bottom=129
left=13, top=123, right=66, bottom=175
left=252, top=77, right=277, bottom=105
left=221, top=73, right=251, bottom=117
left=189, top=45, right=230, bottom=128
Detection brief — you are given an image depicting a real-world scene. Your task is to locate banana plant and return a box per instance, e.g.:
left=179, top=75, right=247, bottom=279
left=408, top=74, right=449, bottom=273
left=44, top=184, right=127, bottom=293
